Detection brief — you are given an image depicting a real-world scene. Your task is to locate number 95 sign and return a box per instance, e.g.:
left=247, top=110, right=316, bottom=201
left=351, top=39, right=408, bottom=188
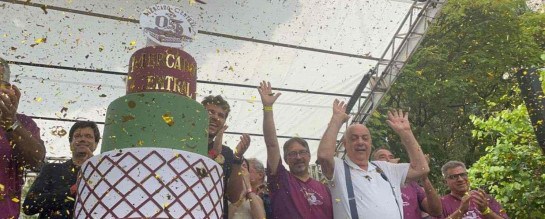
left=140, top=4, right=198, bottom=48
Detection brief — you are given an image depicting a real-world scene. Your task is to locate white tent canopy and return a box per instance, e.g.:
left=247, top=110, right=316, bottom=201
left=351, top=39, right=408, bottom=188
left=1, top=0, right=442, bottom=165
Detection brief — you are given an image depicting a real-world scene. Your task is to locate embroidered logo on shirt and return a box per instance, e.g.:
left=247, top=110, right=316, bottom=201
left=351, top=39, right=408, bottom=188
left=305, top=191, right=323, bottom=206
left=462, top=210, right=479, bottom=219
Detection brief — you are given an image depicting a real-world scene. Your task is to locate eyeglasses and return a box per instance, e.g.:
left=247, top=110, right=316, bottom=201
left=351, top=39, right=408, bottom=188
left=286, top=150, right=310, bottom=158
left=447, top=172, right=468, bottom=180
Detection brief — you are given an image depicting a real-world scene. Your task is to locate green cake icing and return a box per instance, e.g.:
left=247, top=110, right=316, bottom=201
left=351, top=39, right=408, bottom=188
left=101, top=92, right=209, bottom=156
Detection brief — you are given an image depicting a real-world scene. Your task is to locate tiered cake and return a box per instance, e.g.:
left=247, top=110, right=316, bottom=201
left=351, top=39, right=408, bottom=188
left=74, top=20, right=223, bottom=218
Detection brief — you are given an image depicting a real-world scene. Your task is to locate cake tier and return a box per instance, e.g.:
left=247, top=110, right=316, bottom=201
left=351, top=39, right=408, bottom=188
left=101, top=92, right=208, bottom=156
left=74, top=148, right=224, bottom=219
left=127, top=46, right=197, bottom=99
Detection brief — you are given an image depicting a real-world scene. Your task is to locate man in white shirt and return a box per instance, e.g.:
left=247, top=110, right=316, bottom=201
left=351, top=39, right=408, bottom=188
left=317, top=100, right=429, bottom=219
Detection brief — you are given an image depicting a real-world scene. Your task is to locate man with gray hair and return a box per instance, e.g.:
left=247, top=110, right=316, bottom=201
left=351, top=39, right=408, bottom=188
left=0, top=57, right=45, bottom=218
left=439, top=161, right=508, bottom=218
left=246, top=158, right=272, bottom=218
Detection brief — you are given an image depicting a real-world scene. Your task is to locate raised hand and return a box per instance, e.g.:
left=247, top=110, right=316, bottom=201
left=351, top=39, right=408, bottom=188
left=234, top=133, right=251, bottom=159
left=471, top=189, right=490, bottom=213
left=0, top=84, right=21, bottom=129
left=257, top=81, right=281, bottom=107
left=332, top=99, right=349, bottom=123
left=386, top=109, right=411, bottom=133
left=459, top=192, right=471, bottom=215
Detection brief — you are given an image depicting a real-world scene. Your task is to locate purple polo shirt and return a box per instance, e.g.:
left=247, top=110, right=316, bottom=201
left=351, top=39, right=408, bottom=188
left=0, top=114, right=42, bottom=219
left=439, top=193, right=509, bottom=219
left=402, top=181, right=426, bottom=219
left=267, top=161, right=333, bottom=219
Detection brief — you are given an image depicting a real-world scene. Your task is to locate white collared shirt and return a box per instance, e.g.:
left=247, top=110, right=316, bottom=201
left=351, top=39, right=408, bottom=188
left=327, top=157, right=409, bottom=219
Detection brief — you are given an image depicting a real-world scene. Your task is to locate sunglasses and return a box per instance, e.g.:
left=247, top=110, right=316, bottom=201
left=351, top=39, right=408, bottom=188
left=447, top=172, right=468, bottom=180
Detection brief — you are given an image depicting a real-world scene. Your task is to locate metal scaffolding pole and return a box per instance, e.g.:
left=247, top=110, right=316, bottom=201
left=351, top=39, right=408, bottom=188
left=336, top=0, right=448, bottom=157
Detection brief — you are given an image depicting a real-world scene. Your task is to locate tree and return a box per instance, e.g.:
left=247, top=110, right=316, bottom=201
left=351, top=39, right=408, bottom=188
left=369, top=0, right=545, bottom=196
left=469, top=102, right=545, bottom=218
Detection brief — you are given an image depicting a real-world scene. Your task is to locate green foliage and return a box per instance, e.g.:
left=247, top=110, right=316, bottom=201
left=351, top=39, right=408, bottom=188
left=371, top=0, right=545, bottom=202
left=469, top=105, right=545, bottom=218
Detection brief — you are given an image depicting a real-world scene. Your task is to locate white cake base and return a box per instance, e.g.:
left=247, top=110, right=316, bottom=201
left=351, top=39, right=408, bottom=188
left=74, top=148, right=223, bottom=219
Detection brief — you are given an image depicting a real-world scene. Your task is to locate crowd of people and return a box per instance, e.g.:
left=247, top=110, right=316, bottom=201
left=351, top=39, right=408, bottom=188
left=0, top=56, right=510, bottom=219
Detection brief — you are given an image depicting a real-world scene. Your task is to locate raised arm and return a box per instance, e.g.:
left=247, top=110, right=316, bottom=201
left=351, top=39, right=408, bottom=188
left=226, top=134, right=251, bottom=203
left=1, top=85, right=45, bottom=169
left=421, top=176, right=442, bottom=217
left=258, top=81, right=282, bottom=174
left=386, top=109, right=429, bottom=181
left=317, top=100, right=349, bottom=180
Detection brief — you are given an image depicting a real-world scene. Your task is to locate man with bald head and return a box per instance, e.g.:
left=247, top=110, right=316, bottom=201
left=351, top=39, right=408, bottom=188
left=317, top=100, right=429, bottom=219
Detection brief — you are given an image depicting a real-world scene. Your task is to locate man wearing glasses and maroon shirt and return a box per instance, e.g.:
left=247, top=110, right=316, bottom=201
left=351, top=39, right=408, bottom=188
left=439, top=161, right=508, bottom=219
left=258, top=81, right=333, bottom=219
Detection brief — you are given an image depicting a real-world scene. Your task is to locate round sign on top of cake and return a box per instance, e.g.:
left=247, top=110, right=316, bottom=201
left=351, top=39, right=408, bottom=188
left=127, top=4, right=198, bottom=99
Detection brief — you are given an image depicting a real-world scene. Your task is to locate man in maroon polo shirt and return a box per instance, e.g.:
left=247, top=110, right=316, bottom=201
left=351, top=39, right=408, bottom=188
left=439, top=161, right=508, bottom=219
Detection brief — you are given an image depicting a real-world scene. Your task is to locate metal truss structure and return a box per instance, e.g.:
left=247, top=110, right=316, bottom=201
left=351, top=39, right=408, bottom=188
left=336, top=0, right=448, bottom=157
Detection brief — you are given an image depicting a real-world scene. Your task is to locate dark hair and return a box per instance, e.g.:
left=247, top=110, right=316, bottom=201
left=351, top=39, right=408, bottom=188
left=69, top=121, right=101, bottom=143
left=201, top=95, right=231, bottom=117
left=283, top=137, right=310, bottom=157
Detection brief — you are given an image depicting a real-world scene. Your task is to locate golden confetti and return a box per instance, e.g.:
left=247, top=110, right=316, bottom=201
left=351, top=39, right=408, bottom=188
left=0, top=184, right=4, bottom=192
left=335, top=198, right=341, bottom=203
left=162, top=113, right=175, bottom=126
left=228, top=66, right=234, bottom=72
left=34, top=97, right=43, bottom=102
left=34, top=38, right=46, bottom=44
left=137, top=140, right=144, bottom=146
left=122, top=115, right=135, bottom=122
left=247, top=96, right=257, bottom=103
left=11, top=197, right=19, bottom=203
left=129, top=40, right=137, bottom=46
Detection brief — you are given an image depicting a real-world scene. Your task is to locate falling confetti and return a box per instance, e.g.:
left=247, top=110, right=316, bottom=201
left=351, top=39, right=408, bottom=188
left=34, top=97, right=43, bottom=102
left=50, top=126, right=67, bottom=137
left=162, top=113, right=175, bottom=126
left=247, top=96, right=257, bottom=103
left=122, top=115, right=135, bottom=122
left=34, top=38, right=47, bottom=44
left=40, top=5, right=48, bottom=14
